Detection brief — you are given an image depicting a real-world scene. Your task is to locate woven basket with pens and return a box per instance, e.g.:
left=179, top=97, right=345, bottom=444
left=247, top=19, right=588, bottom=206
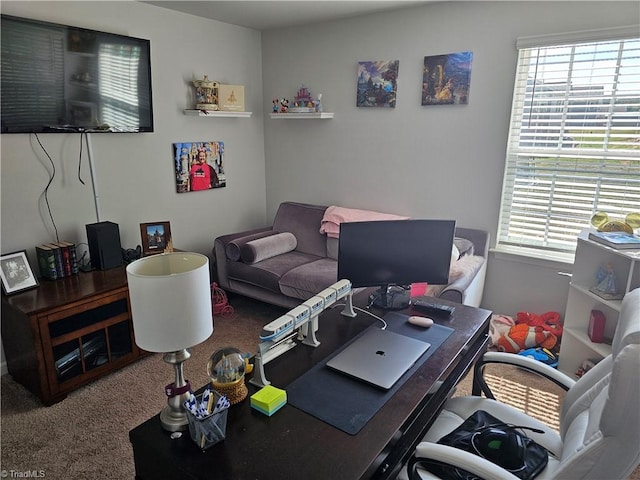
left=184, top=389, right=230, bottom=450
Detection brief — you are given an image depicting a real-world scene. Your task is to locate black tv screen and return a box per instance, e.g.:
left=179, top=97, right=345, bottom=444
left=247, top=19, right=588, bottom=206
left=1, top=15, right=154, bottom=133
left=338, top=219, right=456, bottom=308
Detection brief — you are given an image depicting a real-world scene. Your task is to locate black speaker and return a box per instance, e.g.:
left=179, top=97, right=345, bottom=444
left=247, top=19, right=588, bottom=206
left=86, top=221, right=123, bottom=270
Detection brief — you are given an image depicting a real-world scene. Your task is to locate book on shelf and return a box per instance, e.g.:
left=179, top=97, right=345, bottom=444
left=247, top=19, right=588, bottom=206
left=56, top=242, right=72, bottom=276
left=44, top=243, right=66, bottom=278
left=58, top=241, right=79, bottom=274
left=53, top=241, right=79, bottom=276
left=588, top=231, right=640, bottom=250
left=35, top=245, right=58, bottom=280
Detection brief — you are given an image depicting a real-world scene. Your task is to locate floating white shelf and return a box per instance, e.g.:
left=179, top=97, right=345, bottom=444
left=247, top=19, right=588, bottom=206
left=269, top=113, right=334, bottom=119
left=184, top=110, right=252, bottom=118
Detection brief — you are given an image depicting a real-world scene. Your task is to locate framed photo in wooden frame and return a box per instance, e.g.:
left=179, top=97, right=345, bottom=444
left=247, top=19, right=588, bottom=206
left=140, top=221, right=173, bottom=256
left=0, top=250, right=39, bottom=295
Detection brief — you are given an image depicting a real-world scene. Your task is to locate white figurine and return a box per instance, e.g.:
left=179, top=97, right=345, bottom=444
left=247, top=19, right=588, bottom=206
left=314, top=94, right=323, bottom=113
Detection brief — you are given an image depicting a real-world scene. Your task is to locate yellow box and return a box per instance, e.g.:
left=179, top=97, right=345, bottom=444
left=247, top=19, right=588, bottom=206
left=250, top=385, right=286, bottom=416
left=218, top=84, right=245, bottom=111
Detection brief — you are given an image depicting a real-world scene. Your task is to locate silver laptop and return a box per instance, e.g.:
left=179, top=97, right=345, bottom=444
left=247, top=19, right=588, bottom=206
left=326, top=328, right=430, bottom=390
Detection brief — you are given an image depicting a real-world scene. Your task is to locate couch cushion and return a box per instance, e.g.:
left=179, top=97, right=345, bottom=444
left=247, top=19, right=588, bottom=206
left=453, top=237, right=475, bottom=258
left=226, top=230, right=279, bottom=261
left=240, top=232, right=297, bottom=264
left=272, top=202, right=328, bottom=257
left=327, top=237, right=339, bottom=260
left=426, top=254, right=485, bottom=297
left=279, top=258, right=338, bottom=300
left=227, top=252, right=320, bottom=294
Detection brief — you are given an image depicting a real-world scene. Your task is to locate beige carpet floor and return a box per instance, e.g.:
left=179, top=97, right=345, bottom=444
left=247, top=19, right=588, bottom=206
left=1, top=294, right=637, bottom=479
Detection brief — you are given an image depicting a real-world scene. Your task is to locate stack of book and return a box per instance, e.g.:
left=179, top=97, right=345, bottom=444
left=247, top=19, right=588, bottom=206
left=588, top=231, right=640, bottom=250
left=35, top=242, right=79, bottom=280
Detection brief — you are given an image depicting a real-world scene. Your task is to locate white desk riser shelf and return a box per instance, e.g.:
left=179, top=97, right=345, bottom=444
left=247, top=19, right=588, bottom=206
left=269, top=113, right=334, bottom=119
left=184, top=110, right=252, bottom=118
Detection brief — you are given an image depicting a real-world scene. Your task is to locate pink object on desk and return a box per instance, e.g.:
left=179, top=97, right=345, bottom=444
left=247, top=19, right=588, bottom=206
left=410, top=283, right=428, bottom=297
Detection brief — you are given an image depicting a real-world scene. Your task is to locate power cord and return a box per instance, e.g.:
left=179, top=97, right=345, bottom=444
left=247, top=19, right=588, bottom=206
left=78, top=131, right=86, bottom=185
left=33, top=133, right=60, bottom=242
left=332, top=303, right=388, bottom=330
left=33, top=131, right=88, bottom=245
left=75, top=242, right=92, bottom=271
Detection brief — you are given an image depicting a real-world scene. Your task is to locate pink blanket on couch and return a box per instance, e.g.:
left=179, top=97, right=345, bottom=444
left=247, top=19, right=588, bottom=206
left=319, top=205, right=410, bottom=238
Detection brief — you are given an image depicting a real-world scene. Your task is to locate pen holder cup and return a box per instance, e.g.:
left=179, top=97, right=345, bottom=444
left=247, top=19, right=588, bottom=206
left=186, top=392, right=228, bottom=450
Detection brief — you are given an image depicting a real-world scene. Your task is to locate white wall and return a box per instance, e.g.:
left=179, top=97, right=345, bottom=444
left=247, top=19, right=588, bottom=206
left=0, top=1, right=267, bottom=374
left=261, top=1, right=639, bottom=315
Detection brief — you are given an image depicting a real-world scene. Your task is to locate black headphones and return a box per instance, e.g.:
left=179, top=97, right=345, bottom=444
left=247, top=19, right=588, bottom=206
left=470, top=423, right=543, bottom=473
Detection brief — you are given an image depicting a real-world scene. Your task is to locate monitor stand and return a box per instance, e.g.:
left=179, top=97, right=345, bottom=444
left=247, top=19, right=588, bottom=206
left=369, top=284, right=411, bottom=310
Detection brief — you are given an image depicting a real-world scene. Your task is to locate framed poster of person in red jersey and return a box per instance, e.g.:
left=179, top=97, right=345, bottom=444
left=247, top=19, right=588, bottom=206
left=173, top=141, right=226, bottom=193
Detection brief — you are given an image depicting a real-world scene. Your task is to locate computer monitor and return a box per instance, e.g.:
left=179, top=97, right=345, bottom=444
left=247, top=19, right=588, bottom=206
left=338, top=219, right=456, bottom=309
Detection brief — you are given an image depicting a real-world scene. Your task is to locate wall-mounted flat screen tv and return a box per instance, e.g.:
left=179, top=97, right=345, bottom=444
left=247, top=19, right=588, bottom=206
left=1, top=15, right=154, bottom=133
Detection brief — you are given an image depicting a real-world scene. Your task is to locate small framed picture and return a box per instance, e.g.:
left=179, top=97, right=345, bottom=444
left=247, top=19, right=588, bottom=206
left=69, top=100, right=97, bottom=126
left=0, top=250, right=39, bottom=295
left=140, top=222, right=174, bottom=256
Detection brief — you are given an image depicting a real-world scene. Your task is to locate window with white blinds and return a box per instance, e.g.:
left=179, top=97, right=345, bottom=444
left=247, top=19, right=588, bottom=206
left=497, top=29, right=640, bottom=258
left=0, top=21, right=65, bottom=131
left=99, top=43, right=142, bottom=129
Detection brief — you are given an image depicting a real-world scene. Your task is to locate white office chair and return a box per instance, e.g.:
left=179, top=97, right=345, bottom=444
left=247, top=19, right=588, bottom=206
left=398, top=288, right=640, bottom=480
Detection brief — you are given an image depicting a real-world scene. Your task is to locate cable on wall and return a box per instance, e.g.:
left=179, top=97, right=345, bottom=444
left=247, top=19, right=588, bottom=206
left=78, top=131, right=86, bottom=185
left=33, top=133, right=60, bottom=243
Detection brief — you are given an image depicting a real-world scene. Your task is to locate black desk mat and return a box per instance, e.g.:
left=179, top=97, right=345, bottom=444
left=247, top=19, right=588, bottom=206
left=287, top=312, right=454, bottom=435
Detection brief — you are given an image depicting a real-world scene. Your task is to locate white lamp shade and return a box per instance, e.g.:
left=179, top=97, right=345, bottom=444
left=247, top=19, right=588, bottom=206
left=126, top=252, right=213, bottom=352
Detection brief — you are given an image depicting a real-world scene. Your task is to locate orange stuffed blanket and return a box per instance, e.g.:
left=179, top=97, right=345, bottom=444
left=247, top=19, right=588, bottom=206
left=492, top=311, right=563, bottom=354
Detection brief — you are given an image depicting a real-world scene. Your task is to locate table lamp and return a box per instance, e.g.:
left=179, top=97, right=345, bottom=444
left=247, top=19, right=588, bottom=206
left=126, top=252, right=213, bottom=432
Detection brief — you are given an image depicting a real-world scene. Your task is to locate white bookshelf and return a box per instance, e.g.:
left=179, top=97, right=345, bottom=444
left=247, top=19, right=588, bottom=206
left=558, top=230, right=640, bottom=377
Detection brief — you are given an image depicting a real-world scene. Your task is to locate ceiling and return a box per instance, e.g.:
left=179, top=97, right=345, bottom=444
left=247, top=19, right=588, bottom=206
left=141, top=1, right=434, bottom=31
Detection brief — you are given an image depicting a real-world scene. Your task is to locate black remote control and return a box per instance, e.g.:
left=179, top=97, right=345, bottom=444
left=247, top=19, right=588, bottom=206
left=411, top=299, right=455, bottom=317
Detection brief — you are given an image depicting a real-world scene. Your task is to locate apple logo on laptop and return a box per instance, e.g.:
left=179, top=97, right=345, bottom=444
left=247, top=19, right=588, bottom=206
left=376, top=350, right=386, bottom=356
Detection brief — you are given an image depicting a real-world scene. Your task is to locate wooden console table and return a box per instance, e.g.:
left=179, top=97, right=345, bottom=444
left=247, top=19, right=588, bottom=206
left=1, top=267, right=146, bottom=405
left=130, top=295, right=491, bottom=479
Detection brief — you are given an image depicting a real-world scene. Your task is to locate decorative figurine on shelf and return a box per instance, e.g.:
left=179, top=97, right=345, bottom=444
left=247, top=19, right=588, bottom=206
left=314, top=93, right=323, bottom=113
left=279, top=98, right=289, bottom=113
left=575, top=358, right=598, bottom=378
left=589, top=262, right=624, bottom=300
left=289, top=84, right=316, bottom=113
left=591, top=211, right=640, bottom=233
left=272, top=98, right=279, bottom=113
left=192, top=75, right=219, bottom=111
left=294, top=84, right=313, bottom=105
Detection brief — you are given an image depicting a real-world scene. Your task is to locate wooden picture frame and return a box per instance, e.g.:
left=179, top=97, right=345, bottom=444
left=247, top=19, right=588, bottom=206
left=140, top=222, right=174, bottom=256
left=0, top=250, right=39, bottom=295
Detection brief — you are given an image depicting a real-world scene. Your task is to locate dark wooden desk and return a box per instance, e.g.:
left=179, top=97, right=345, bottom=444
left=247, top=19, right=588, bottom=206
left=129, top=294, right=491, bottom=480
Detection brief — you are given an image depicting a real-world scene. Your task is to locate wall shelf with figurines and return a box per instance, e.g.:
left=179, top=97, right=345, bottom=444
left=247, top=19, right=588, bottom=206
left=269, top=113, right=334, bottom=119
left=184, top=110, right=252, bottom=118
left=187, top=75, right=251, bottom=117
left=270, top=84, right=333, bottom=119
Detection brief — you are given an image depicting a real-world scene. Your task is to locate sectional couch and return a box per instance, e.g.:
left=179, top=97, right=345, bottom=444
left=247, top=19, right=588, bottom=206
left=213, top=201, right=489, bottom=309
